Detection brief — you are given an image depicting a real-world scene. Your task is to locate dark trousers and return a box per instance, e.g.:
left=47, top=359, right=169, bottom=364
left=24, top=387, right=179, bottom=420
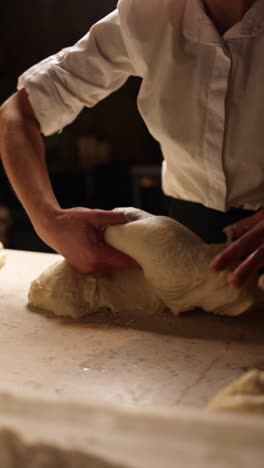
left=169, top=198, right=255, bottom=244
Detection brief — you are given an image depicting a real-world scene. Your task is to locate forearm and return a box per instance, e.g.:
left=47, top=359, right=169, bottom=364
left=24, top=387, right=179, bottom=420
left=0, top=92, right=135, bottom=272
left=0, top=91, right=60, bottom=233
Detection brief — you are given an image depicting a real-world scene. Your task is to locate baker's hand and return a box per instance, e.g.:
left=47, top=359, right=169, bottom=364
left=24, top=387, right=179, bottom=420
left=36, top=207, right=138, bottom=273
left=210, top=209, right=264, bottom=289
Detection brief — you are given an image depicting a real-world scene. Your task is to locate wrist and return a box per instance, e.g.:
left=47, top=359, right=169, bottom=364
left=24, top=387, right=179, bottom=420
left=31, top=202, right=62, bottom=238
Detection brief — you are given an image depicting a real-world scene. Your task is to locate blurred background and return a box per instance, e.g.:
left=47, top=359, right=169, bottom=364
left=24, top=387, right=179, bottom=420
left=0, top=0, right=169, bottom=252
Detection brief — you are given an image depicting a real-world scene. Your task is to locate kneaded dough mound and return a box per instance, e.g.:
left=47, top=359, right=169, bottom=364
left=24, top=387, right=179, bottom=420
left=208, top=370, right=264, bottom=414
left=28, top=208, right=261, bottom=319
left=29, top=261, right=163, bottom=319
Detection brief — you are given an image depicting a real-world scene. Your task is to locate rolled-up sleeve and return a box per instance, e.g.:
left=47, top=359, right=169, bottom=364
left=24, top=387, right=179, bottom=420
left=17, top=9, right=137, bottom=135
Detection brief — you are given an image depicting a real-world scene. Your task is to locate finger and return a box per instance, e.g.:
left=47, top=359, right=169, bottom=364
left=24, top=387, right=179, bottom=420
left=227, top=247, right=264, bottom=287
left=89, top=210, right=128, bottom=227
left=225, top=209, right=264, bottom=241
left=96, top=244, right=140, bottom=270
left=210, top=223, right=264, bottom=271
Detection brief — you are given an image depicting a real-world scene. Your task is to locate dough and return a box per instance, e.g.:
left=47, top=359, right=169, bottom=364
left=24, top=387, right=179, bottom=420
left=0, top=242, right=5, bottom=269
left=29, top=261, right=164, bottom=319
left=208, top=370, right=264, bottom=414
left=28, top=208, right=261, bottom=319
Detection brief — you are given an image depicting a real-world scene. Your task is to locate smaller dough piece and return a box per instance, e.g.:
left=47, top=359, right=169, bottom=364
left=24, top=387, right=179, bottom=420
left=208, top=370, right=264, bottom=414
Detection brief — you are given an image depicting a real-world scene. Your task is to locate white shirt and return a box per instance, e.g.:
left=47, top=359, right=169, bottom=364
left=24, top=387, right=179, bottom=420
left=18, top=0, right=264, bottom=212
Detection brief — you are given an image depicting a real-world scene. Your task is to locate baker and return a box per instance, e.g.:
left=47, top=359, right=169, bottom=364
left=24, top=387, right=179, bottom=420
left=0, top=0, right=264, bottom=288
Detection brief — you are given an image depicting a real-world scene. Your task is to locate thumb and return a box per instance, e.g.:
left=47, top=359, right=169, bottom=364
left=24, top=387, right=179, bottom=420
left=97, top=244, right=140, bottom=270
left=89, top=209, right=128, bottom=227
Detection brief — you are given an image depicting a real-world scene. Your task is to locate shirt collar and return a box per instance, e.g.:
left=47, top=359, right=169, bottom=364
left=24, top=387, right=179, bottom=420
left=183, top=0, right=264, bottom=45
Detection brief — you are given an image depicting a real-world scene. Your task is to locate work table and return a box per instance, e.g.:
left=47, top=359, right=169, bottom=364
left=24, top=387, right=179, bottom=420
left=0, top=248, right=263, bottom=408
left=0, top=249, right=263, bottom=467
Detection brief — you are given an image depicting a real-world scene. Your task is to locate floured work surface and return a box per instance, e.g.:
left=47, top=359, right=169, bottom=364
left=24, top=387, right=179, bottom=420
left=0, top=250, right=264, bottom=466
left=0, top=249, right=264, bottom=408
left=0, top=392, right=264, bottom=468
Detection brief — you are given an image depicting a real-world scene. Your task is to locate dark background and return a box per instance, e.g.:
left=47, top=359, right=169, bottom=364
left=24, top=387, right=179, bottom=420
left=0, top=0, right=168, bottom=252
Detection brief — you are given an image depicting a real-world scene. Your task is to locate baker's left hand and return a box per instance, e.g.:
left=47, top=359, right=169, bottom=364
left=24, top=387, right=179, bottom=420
left=210, top=209, right=264, bottom=289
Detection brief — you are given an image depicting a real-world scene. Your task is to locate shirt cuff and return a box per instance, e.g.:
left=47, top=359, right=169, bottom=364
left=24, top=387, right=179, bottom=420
left=17, top=54, right=83, bottom=136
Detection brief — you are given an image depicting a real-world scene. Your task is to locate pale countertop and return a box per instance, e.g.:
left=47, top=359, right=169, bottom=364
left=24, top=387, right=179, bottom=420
left=0, top=248, right=263, bottom=409
left=1, top=249, right=264, bottom=468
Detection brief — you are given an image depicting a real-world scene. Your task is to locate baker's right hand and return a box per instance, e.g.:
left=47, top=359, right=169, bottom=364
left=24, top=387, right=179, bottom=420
left=35, top=207, right=138, bottom=273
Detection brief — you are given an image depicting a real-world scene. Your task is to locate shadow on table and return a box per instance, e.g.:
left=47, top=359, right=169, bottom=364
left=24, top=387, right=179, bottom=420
left=28, top=303, right=264, bottom=345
